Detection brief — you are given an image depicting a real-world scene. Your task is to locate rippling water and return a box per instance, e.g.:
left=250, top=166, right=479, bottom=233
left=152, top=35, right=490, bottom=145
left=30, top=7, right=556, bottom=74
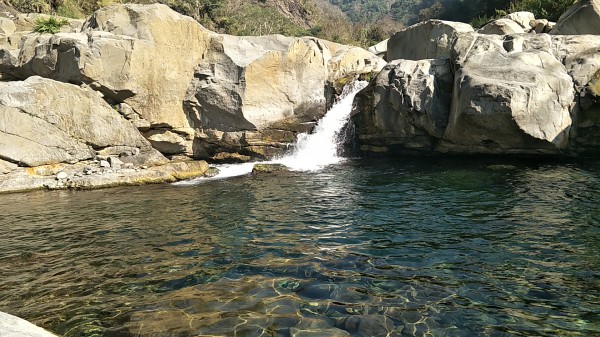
left=1, top=157, right=599, bottom=337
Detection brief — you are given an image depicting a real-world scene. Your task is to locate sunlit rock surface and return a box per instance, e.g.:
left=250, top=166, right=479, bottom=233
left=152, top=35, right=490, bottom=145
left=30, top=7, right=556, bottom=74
left=0, top=311, right=58, bottom=337
left=551, top=0, right=600, bottom=35
left=0, top=76, right=165, bottom=167
left=5, top=4, right=383, bottom=160
left=386, top=19, right=473, bottom=61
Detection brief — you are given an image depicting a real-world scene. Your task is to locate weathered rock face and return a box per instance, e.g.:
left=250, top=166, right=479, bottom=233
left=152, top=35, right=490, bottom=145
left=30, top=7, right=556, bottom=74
left=441, top=44, right=574, bottom=154
left=182, top=33, right=384, bottom=160
left=550, top=34, right=600, bottom=91
left=13, top=4, right=213, bottom=131
left=353, top=58, right=453, bottom=152
left=551, top=0, right=600, bottom=35
left=386, top=20, right=473, bottom=61
left=479, top=18, right=525, bottom=35
left=4, top=4, right=384, bottom=160
left=0, top=76, right=166, bottom=167
left=353, top=31, right=589, bottom=156
left=368, top=39, right=388, bottom=58
left=186, top=34, right=327, bottom=133
left=504, top=11, right=535, bottom=30
left=0, top=158, right=16, bottom=174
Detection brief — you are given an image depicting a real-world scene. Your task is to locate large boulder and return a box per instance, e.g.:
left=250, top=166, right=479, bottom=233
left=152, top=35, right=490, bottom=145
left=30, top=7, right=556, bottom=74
left=438, top=33, right=574, bottom=154
left=8, top=4, right=384, bottom=160
left=478, top=18, right=526, bottom=35
left=550, top=35, right=600, bottom=91
left=16, top=4, right=214, bottom=130
left=386, top=20, right=473, bottom=61
left=184, top=33, right=384, bottom=159
left=352, top=58, right=453, bottom=152
left=0, top=76, right=165, bottom=167
left=354, top=32, right=587, bottom=156
left=185, top=34, right=327, bottom=133
left=551, top=0, right=600, bottom=35
left=452, top=33, right=600, bottom=92
left=367, top=38, right=388, bottom=58
left=504, top=11, right=535, bottom=30
left=323, top=40, right=385, bottom=83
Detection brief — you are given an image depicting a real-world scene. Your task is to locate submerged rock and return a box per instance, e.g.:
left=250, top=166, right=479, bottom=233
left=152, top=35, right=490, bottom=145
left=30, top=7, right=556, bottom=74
left=252, top=163, right=289, bottom=174
left=335, top=314, right=397, bottom=337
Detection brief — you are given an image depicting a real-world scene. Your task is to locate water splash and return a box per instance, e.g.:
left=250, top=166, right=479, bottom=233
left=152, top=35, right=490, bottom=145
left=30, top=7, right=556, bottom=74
left=175, top=80, right=367, bottom=184
left=276, top=80, right=367, bottom=171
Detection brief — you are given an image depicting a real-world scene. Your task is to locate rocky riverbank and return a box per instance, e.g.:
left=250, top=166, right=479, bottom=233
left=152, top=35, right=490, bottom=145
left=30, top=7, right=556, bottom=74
left=351, top=0, right=600, bottom=156
left=0, top=3, right=384, bottom=193
left=2, top=1, right=600, bottom=194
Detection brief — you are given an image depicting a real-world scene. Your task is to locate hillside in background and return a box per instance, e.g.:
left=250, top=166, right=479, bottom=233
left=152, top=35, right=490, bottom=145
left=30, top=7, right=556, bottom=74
left=328, top=0, right=576, bottom=26
left=1, top=0, right=579, bottom=46
left=2, top=0, right=391, bottom=47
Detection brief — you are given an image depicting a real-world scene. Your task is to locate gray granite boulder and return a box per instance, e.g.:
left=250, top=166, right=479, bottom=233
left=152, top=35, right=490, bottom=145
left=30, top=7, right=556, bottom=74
left=0, top=76, right=166, bottom=167
left=352, top=58, right=453, bottom=153
left=479, top=18, right=525, bottom=35
left=551, top=0, right=600, bottom=35
left=386, top=20, right=473, bottom=61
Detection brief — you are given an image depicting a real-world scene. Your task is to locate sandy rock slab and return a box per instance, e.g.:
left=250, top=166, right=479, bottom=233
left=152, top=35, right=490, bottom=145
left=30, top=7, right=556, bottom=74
left=0, top=311, right=58, bottom=337
left=0, top=160, right=209, bottom=193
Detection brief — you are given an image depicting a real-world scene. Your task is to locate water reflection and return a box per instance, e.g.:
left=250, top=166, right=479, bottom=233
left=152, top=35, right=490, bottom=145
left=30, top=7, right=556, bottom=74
left=0, top=158, right=599, bottom=336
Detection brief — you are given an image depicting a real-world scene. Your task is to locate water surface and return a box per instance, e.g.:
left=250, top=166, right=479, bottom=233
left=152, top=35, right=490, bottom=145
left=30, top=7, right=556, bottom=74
left=0, top=157, right=599, bottom=336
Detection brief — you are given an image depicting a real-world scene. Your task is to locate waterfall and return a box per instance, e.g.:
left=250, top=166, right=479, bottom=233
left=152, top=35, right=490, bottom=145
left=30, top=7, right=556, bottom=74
left=276, top=80, right=367, bottom=171
left=176, top=80, right=367, bottom=183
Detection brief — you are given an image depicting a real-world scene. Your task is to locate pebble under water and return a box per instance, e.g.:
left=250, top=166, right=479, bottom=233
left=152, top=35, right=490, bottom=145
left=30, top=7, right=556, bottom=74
left=0, top=157, right=599, bottom=337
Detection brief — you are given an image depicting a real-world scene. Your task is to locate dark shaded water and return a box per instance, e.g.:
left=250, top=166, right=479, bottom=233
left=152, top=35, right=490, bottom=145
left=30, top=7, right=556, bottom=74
left=1, top=157, right=599, bottom=336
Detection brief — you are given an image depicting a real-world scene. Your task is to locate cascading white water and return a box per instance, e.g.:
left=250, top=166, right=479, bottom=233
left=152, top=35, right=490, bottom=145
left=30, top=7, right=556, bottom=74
left=175, top=80, right=367, bottom=184
left=276, top=80, right=368, bottom=171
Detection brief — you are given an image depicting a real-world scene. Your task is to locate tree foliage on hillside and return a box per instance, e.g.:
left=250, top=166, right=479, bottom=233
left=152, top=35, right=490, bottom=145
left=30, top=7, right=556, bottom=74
left=5, top=0, right=577, bottom=48
left=328, top=0, right=576, bottom=26
left=4, top=0, right=391, bottom=47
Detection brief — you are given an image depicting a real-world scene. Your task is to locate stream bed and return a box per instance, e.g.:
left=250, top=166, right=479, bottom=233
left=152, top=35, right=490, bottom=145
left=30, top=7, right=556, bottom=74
left=0, top=156, right=599, bottom=336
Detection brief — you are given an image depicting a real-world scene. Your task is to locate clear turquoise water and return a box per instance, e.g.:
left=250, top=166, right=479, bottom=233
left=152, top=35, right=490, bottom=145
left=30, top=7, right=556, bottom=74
left=0, top=157, right=599, bottom=336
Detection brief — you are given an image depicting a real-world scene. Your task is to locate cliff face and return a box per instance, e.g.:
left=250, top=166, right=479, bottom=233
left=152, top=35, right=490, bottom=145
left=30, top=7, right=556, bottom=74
left=352, top=1, right=600, bottom=156
left=0, top=3, right=384, bottom=193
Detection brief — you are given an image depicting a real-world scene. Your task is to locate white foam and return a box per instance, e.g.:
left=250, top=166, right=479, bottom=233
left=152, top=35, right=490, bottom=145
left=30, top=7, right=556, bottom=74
left=175, top=80, right=367, bottom=184
left=276, top=81, right=367, bottom=171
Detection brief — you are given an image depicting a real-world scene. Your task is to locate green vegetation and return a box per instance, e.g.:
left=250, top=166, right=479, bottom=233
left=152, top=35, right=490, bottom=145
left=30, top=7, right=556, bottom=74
left=328, top=0, right=576, bottom=26
left=506, top=0, right=575, bottom=21
left=4, top=0, right=579, bottom=47
left=33, top=15, right=69, bottom=34
left=5, top=0, right=393, bottom=47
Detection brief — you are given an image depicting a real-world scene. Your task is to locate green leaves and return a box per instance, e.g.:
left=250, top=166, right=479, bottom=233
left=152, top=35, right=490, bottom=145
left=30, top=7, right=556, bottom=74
left=33, top=16, right=69, bottom=34
left=508, top=0, right=576, bottom=21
